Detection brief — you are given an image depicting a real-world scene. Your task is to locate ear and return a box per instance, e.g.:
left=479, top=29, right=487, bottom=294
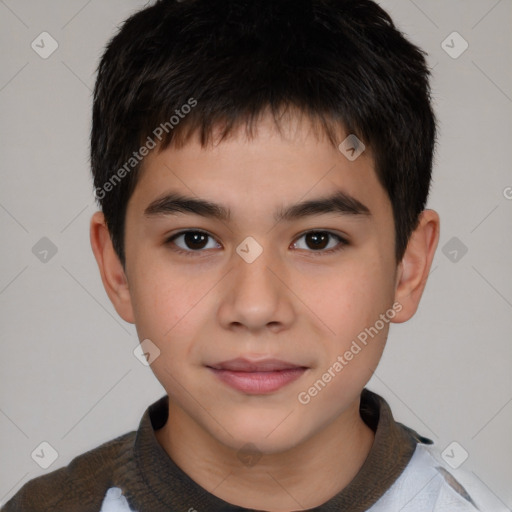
left=90, top=211, right=135, bottom=324
left=391, top=209, right=440, bottom=323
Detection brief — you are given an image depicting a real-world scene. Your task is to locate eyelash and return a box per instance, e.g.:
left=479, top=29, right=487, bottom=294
left=165, top=230, right=349, bottom=257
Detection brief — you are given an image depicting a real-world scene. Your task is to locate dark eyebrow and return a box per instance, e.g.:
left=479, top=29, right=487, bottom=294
left=274, top=191, right=371, bottom=222
left=144, top=193, right=231, bottom=221
left=144, top=190, right=370, bottom=222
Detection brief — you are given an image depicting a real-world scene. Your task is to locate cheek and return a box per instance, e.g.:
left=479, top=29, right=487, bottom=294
left=128, top=268, right=207, bottom=390
left=294, top=262, right=393, bottom=411
left=127, top=255, right=230, bottom=387
left=294, top=256, right=394, bottom=342
left=128, top=256, right=209, bottom=341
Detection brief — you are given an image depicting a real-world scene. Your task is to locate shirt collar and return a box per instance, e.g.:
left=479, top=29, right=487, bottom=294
left=127, top=388, right=425, bottom=511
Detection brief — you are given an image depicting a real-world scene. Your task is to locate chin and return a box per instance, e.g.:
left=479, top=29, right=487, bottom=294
left=215, top=413, right=308, bottom=454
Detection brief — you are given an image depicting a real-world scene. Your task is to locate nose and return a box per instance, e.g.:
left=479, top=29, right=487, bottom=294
left=217, top=244, right=296, bottom=333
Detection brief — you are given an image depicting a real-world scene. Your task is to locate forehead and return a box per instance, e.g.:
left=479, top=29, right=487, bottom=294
left=129, top=112, right=391, bottom=225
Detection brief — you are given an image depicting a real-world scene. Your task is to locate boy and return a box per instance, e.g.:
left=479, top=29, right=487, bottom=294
left=2, top=0, right=505, bottom=511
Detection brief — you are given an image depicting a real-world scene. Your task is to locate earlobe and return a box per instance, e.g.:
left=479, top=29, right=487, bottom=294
left=90, top=211, right=135, bottom=324
left=392, top=209, right=440, bottom=323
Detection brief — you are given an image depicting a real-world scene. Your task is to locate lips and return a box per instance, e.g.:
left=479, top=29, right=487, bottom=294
left=207, top=358, right=308, bottom=394
left=208, top=357, right=306, bottom=372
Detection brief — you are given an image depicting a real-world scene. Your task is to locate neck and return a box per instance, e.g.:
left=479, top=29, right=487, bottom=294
left=155, top=397, right=375, bottom=511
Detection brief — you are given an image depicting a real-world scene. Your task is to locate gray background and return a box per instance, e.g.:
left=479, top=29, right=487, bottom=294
left=1, top=0, right=511, bottom=508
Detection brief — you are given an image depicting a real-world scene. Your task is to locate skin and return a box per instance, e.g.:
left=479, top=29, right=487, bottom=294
left=91, top=112, right=439, bottom=511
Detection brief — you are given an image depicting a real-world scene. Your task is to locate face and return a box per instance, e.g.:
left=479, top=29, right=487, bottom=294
left=120, top=114, right=401, bottom=453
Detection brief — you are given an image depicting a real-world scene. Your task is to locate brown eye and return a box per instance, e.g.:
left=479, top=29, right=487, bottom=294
left=292, top=231, right=347, bottom=252
left=169, top=231, right=221, bottom=252
left=183, top=232, right=208, bottom=250
left=305, top=232, right=330, bottom=250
